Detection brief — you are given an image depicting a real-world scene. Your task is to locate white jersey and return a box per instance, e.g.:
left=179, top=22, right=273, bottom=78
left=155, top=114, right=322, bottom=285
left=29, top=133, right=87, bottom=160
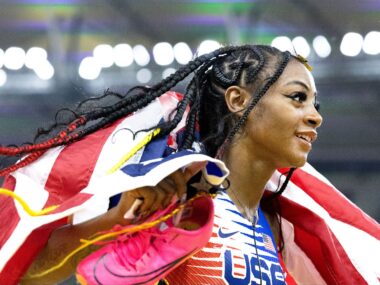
left=166, top=192, right=290, bottom=284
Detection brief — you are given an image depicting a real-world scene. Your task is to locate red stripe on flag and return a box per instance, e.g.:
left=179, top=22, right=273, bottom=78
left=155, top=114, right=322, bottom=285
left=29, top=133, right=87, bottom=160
left=291, top=168, right=380, bottom=239
left=279, top=196, right=368, bottom=285
left=0, top=176, right=19, bottom=249
left=0, top=218, right=67, bottom=285
left=51, top=192, right=94, bottom=213
left=43, top=118, right=123, bottom=207
left=1, top=118, right=124, bottom=283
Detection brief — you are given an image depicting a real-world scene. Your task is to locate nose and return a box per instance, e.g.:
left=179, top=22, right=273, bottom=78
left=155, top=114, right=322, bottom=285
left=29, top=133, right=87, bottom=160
left=304, top=106, right=323, bottom=128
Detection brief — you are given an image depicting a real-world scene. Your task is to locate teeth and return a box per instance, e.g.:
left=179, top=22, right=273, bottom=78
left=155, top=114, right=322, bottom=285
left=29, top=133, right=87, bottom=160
left=297, top=134, right=311, bottom=143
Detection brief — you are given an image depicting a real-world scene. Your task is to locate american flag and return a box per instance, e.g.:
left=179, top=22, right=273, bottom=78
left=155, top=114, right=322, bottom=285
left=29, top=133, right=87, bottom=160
left=0, top=91, right=379, bottom=284
left=268, top=165, right=380, bottom=285
left=0, top=92, right=229, bottom=284
left=262, top=233, right=276, bottom=253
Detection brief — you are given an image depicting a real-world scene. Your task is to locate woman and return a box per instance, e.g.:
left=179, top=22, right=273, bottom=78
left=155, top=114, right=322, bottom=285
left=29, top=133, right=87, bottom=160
left=0, top=45, right=378, bottom=284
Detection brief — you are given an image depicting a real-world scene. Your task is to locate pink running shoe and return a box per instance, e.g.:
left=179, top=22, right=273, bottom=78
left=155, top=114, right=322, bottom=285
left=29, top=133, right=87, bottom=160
left=76, top=194, right=214, bottom=285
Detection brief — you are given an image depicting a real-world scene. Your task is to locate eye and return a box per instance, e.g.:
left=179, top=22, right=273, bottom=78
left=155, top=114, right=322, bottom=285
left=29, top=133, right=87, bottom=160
left=286, top=92, right=307, bottom=103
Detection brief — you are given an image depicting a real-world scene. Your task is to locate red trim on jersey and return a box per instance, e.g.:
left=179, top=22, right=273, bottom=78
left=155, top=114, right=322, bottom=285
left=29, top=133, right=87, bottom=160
left=278, top=251, right=297, bottom=285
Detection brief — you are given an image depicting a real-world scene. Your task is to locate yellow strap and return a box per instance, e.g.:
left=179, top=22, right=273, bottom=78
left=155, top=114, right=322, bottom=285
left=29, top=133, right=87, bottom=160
left=0, top=188, right=58, bottom=216
left=107, top=128, right=161, bottom=174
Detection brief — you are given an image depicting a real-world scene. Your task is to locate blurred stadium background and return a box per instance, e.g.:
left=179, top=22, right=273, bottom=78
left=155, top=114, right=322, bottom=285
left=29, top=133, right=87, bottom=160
left=0, top=0, right=379, bottom=225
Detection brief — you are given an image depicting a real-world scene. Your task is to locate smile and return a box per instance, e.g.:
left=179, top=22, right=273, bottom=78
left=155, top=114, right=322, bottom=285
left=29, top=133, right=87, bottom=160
left=296, top=134, right=312, bottom=143
left=295, top=131, right=317, bottom=144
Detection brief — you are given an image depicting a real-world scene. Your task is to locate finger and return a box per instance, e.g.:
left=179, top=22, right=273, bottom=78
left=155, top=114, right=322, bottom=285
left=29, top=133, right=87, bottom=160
left=137, top=187, right=158, bottom=214
left=157, top=179, right=177, bottom=207
left=123, top=199, right=143, bottom=219
left=149, top=186, right=167, bottom=212
left=184, top=161, right=207, bottom=182
left=168, top=170, right=187, bottom=198
left=117, top=191, right=141, bottom=217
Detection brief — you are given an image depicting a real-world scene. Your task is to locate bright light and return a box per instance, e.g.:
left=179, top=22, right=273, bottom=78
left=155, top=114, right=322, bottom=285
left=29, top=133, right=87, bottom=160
left=133, top=45, right=150, bottom=66
left=34, top=60, right=54, bottom=80
left=4, top=47, right=26, bottom=70
left=292, top=36, right=310, bottom=57
left=162, top=67, right=176, bottom=79
left=197, top=40, right=221, bottom=56
left=78, top=57, right=101, bottom=80
left=93, top=44, right=114, bottom=68
left=0, top=69, right=7, bottom=86
left=173, top=42, right=193, bottom=65
left=0, top=49, right=4, bottom=69
left=25, top=47, right=48, bottom=69
left=312, top=35, right=331, bottom=58
left=136, top=68, right=152, bottom=83
left=153, top=42, right=174, bottom=66
left=113, top=44, right=134, bottom=67
left=340, top=32, right=363, bottom=57
left=271, top=36, right=293, bottom=53
left=363, top=31, right=380, bottom=55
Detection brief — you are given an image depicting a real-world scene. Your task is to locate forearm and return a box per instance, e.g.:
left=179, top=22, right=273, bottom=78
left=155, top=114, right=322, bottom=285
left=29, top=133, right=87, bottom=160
left=20, top=207, right=126, bottom=285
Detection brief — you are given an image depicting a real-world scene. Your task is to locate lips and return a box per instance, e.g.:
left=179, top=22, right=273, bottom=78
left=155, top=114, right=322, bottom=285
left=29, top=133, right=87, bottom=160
left=295, top=131, right=318, bottom=144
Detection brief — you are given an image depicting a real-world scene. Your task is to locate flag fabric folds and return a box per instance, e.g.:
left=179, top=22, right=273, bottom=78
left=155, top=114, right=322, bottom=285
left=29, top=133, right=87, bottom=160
left=0, top=91, right=379, bottom=284
left=266, top=165, right=380, bottom=284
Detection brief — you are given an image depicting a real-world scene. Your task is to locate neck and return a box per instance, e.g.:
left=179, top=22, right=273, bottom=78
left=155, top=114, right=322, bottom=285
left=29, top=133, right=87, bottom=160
left=223, top=143, right=276, bottom=221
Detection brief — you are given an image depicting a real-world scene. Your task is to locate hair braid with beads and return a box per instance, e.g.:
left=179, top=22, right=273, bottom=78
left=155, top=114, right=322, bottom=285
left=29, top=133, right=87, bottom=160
left=0, top=45, right=296, bottom=185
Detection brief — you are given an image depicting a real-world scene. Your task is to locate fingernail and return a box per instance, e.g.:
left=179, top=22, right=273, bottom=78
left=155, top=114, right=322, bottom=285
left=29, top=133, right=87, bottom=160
left=123, top=199, right=143, bottom=219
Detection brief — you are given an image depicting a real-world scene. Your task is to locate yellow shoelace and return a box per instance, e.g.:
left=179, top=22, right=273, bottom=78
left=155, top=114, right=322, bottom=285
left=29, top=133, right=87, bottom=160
left=27, top=193, right=212, bottom=278
left=0, top=188, right=58, bottom=216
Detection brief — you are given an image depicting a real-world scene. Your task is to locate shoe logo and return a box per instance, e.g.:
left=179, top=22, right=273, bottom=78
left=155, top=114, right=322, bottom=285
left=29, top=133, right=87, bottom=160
left=218, top=227, right=238, bottom=239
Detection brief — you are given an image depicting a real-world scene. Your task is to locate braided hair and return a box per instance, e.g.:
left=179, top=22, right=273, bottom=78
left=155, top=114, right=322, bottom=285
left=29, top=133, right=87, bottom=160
left=0, top=45, right=295, bottom=182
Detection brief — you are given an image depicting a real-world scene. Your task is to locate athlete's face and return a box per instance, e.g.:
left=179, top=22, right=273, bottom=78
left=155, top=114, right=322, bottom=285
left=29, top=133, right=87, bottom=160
left=239, top=60, right=323, bottom=169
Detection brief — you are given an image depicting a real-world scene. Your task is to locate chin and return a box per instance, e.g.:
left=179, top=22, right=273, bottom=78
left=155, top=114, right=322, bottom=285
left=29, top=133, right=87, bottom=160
left=277, top=152, right=308, bottom=169
left=288, top=154, right=308, bottom=168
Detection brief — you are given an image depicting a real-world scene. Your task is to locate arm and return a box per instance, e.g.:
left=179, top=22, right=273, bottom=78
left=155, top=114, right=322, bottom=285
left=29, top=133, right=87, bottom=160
left=21, top=163, right=205, bottom=285
left=21, top=205, right=124, bottom=285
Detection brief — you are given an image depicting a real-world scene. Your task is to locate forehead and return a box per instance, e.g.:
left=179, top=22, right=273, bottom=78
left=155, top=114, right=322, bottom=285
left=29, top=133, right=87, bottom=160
left=275, top=59, right=316, bottom=91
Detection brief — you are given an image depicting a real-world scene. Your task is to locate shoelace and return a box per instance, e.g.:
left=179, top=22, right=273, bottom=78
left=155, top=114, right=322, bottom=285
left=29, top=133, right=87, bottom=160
left=112, top=228, right=163, bottom=270
left=26, top=193, right=211, bottom=279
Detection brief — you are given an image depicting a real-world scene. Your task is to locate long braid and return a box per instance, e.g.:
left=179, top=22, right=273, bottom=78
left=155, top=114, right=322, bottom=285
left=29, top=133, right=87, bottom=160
left=200, top=45, right=270, bottom=157
left=0, top=47, right=230, bottom=155
left=0, top=151, right=46, bottom=177
left=181, top=58, right=221, bottom=150
left=0, top=46, right=244, bottom=175
left=0, top=45, right=295, bottom=176
left=220, top=51, right=291, bottom=152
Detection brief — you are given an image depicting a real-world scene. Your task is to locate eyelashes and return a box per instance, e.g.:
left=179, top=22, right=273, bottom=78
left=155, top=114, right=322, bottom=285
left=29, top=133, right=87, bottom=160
left=290, top=92, right=307, bottom=102
left=285, top=92, right=321, bottom=112
left=285, top=92, right=307, bottom=103
left=314, top=99, right=321, bottom=111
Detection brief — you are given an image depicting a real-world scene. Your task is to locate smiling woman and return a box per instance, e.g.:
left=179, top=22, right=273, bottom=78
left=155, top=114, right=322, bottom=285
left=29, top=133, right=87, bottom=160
left=0, top=45, right=379, bottom=285
left=239, top=60, right=322, bottom=169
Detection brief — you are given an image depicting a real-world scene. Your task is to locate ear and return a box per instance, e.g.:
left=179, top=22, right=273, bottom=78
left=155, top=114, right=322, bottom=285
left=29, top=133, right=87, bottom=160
left=224, top=86, right=251, bottom=115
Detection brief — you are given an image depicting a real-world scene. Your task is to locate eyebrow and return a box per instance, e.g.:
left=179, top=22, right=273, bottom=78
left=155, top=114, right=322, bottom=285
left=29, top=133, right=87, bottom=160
left=285, top=80, right=310, bottom=91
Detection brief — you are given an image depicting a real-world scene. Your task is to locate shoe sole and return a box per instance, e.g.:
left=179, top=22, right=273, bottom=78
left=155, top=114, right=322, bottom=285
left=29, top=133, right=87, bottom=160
left=77, top=248, right=199, bottom=285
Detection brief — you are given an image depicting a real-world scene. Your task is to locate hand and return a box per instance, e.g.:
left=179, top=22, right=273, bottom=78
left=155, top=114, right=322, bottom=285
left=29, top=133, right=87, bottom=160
left=111, top=161, right=207, bottom=224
